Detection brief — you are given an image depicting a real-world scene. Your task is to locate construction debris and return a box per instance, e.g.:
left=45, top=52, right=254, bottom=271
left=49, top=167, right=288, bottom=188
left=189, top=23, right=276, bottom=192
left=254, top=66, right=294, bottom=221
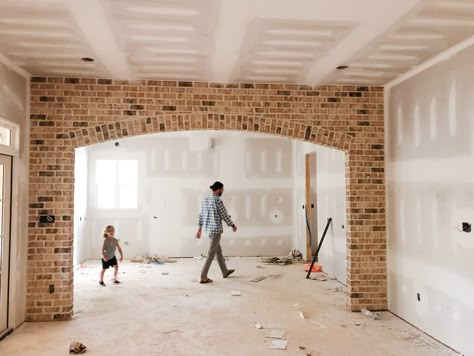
left=310, top=274, right=327, bottom=282
left=361, top=308, right=381, bottom=320
left=260, top=256, right=292, bottom=265
left=294, top=304, right=327, bottom=328
left=289, top=249, right=303, bottom=260
left=261, top=323, right=281, bottom=329
left=69, top=341, right=87, bottom=354
left=265, top=329, right=285, bottom=339
left=130, top=254, right=177, bottom=264
left=299, top=311, right=327, bottom=329
left=270, top=339, right=288, bottom=350
left=255, top=322, right=287, bottom=350
left=251, top=276, right=268, bottom=283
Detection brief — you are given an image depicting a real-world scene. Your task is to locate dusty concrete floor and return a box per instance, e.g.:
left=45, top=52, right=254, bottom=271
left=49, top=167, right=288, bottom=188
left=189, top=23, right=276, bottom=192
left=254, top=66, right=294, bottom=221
left=0, top=258, right=459, bottom=356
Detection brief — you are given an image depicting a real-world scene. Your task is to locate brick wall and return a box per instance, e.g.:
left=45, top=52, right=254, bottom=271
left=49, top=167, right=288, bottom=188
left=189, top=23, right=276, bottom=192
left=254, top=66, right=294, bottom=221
left=28, top=77, right=386, bottom=321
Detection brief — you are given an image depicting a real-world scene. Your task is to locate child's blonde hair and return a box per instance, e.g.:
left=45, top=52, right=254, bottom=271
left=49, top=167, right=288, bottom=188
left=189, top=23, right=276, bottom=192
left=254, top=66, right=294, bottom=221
left=103, top=225, right=115, bottom=238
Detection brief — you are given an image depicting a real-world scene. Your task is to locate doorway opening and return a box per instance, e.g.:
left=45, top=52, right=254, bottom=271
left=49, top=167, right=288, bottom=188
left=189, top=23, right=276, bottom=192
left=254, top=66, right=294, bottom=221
left=72, top=130, right=347, bottom=310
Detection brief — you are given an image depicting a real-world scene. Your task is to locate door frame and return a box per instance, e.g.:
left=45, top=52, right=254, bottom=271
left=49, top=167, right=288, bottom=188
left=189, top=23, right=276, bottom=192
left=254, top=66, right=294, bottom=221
left=0, top=154, right=12, bottom=339
left=305, top=152, right=318, bottom=262
left=0, top=117, right=21, bottom=338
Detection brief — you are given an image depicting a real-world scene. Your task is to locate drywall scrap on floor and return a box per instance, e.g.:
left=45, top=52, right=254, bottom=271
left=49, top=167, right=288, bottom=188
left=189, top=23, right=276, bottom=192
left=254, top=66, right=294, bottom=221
left=130, top=254, right=177, bottom=264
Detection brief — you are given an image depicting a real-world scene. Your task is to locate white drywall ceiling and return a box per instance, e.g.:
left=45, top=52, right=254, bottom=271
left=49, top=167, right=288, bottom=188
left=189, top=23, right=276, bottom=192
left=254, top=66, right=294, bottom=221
left=0, top=0, right=473, bottom=85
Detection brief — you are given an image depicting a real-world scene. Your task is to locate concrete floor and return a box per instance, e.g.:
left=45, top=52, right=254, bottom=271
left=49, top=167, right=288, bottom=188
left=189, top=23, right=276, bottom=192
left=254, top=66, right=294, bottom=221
left=0, top=258, right=458, bottom=356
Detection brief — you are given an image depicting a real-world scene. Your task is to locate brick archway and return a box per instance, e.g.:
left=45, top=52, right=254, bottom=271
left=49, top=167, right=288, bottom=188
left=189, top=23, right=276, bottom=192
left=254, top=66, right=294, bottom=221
left=28, top=79, right=386, bottom=321
left=68, top=114, right=353, bottom=150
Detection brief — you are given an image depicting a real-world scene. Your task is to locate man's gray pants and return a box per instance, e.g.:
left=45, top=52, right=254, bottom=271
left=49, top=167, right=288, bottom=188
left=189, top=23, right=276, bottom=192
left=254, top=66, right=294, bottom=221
left=201, top=233, right=229, bottom=279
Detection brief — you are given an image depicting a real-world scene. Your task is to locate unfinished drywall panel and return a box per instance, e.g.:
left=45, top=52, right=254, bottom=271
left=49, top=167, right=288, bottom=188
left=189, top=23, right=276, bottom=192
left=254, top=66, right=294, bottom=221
left=0, top=63, right=27, bottom=125
left=387, top=43, right=474, bottom=356
left=73, top=147, right=88, bottom=266
left=0, top=61, right=28, bottom=329
left=245, top=138, right=292, bottom=178
left=293, top=141, right=347, bottom=284
left=84, top=131, right=294, bottom=258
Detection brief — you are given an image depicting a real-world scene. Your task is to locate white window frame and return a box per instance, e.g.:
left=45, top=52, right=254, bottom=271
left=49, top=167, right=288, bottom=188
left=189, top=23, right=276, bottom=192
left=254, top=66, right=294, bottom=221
left=0, top=117, right=19, bottom=156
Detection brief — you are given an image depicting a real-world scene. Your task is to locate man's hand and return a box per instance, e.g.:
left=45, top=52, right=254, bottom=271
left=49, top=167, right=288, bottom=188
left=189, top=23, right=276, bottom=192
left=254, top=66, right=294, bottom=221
left=120, top=256, right=123, bottom=262
left=196, top=229, right=202, bottom=239
left=232, top=225, right=237, bottom=232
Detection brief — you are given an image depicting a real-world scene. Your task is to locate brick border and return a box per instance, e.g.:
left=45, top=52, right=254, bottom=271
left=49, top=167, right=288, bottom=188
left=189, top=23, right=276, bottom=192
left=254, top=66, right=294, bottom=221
left=27, top=79, right=386, bottom=321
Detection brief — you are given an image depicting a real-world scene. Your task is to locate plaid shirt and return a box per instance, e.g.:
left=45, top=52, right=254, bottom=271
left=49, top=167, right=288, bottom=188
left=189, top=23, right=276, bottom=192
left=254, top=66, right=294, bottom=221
left=198, top=194, right=234, bottom=235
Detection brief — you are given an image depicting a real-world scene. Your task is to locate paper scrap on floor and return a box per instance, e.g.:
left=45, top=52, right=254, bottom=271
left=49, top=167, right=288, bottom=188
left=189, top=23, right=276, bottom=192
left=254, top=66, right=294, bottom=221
left=270, top=339, right=288, bottom=350
left=265, top=329, right=285, bottom=339
left=231, top=290, right=241, bottom=296
left=299, top=311, right=327, bottom=328
left=261, top=323, right=281, bottom=329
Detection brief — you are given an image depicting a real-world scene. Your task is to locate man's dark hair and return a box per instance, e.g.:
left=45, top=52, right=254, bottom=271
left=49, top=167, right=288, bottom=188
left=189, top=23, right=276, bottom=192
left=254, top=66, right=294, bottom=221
left=210, top=181, right=224, bottom=191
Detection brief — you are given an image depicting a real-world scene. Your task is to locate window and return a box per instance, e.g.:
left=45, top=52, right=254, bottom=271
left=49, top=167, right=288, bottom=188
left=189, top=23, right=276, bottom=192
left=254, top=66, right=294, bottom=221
left=0, top=127, right=11, bottom=147
left=96, top=160, right=138, bottom=209
left=0, top=118, right=19, bottom=155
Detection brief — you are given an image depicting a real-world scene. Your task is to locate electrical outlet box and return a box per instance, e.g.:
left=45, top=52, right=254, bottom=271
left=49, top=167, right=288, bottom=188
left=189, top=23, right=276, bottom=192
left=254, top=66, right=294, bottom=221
left=417, top=293, right=421, bottom=302
left=40, top=215, right=55, bottom=224
left=49, top=285, right=54, bottom=293
left=462, top=222, right=471, bottom=233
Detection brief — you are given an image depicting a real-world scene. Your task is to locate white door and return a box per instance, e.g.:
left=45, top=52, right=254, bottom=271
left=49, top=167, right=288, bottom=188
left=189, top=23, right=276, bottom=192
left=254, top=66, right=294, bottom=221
left=0, top=154, right=12, bottom=334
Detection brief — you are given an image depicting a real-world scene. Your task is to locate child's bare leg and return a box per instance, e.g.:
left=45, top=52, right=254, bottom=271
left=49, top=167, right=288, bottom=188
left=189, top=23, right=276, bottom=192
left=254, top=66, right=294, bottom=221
left=99, top=269, right=106, bottom=286
left=113, top=265, right=119, bottom=281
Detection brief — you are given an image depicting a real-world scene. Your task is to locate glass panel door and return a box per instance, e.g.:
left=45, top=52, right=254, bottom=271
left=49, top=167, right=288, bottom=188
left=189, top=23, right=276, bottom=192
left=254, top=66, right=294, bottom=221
left=0, top=154, right=12, bottom=334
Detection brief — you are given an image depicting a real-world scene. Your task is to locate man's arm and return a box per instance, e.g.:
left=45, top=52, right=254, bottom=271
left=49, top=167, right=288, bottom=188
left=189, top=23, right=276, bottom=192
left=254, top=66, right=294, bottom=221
left=216, top=199, right=236, bottom=230
left=196, top=202, right=203, bottom=239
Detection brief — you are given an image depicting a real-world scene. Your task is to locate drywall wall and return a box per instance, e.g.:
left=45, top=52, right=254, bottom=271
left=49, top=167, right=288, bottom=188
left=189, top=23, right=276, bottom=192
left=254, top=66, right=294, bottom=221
left=387, top=43, right=474, bottom=355
left=293, top=141, right=347, bottom=284
left=73, top=147, right=88, bottom=266
left=85, top=131, right=294, bottom=259
left=0, top=61, right=28, bottom=328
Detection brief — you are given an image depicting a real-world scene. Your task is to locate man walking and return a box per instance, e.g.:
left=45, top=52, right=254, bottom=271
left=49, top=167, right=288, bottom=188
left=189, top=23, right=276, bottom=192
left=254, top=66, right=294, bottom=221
left=196, top=181, right=237, bottom=283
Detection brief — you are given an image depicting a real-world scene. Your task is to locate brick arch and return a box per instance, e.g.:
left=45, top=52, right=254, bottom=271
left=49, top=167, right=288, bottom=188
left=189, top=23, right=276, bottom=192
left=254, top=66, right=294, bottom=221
left=66, top=113, right=354, bottom=151
left=27, top=81, right=386, bottom=322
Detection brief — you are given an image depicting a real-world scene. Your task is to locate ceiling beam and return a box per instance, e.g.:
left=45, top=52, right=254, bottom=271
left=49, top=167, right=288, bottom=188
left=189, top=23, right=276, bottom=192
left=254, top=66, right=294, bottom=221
left=303, top=0, right=423, bottom=85
left=211, top=0, right=252, bottom=83
left=66, top=0, right=131, bottom=79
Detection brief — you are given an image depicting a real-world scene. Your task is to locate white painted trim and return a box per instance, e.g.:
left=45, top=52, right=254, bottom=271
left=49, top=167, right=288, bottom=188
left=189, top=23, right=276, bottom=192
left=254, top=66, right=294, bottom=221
left=385, top=34, right=474, bottom=89
left=0, top=53, right=30, bottom=79
left=9, top=82, right=30, bottom=328
left=0, top=118, right=20, bottom=156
